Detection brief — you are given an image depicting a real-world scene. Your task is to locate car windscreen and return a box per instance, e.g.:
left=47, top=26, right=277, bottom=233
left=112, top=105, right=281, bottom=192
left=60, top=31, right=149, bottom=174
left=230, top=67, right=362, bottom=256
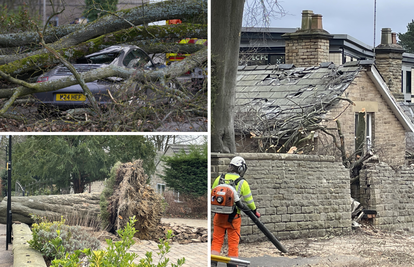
left=122, top=49, right=153, bottom=69
left=77, top=52, right=121, bottom=64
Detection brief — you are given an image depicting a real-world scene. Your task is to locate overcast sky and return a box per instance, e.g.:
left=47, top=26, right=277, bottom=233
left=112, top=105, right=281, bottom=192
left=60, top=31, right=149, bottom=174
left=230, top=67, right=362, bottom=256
left=251, top=0, right=414, bottom=48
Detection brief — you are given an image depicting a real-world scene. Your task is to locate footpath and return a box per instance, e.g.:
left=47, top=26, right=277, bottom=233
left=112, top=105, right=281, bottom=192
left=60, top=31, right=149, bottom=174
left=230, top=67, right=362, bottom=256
left=0, top=224, right=13, bottom=267
left=131, top=218, right=208, bottom=267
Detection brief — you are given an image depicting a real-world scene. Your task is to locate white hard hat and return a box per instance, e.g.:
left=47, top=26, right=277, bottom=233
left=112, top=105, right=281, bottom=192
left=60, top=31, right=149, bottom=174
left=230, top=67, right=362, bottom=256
left=230, top=156, right=246, bottom=167
left=230, top=156, right=247, bottom=176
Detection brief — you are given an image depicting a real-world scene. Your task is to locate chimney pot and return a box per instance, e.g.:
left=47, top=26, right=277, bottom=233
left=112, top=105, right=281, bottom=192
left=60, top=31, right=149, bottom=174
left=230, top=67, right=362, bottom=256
left=301, top=10, right=313, bottom=30
left=311, top=14, right=323, bottom=30
left=381, top=28, right=392, bottom=45
left=392, top=32, right=397, bottom=44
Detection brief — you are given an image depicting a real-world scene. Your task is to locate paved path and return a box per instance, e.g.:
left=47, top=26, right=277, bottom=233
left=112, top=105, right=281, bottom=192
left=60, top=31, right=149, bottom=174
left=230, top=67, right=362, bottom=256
left=131, top=239, right=208, bottom=267
left=133, top=218, right=208, bottom=267
left=161, top=217, right=208, bottom=228
left=0, top=224, right=13, bottom=267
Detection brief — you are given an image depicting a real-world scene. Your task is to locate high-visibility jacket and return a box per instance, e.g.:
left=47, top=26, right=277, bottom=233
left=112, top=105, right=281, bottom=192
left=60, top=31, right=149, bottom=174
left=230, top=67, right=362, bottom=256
left=212, top=173, right=256, bottom=214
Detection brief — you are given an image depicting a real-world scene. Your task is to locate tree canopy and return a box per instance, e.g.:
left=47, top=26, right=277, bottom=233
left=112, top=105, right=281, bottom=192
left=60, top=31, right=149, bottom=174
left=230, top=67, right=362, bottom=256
left=398, top=20, right=414, bottom=53
left=161, top=143, right=207, bottom=197
left=12, top=135, right=156, bottom=193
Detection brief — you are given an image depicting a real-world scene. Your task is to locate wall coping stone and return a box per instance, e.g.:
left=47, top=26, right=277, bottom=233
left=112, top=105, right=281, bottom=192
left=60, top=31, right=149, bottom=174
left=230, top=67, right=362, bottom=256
left=211, top=153, right=336, bottom=162
left=13, top=223, right=47, bottom=267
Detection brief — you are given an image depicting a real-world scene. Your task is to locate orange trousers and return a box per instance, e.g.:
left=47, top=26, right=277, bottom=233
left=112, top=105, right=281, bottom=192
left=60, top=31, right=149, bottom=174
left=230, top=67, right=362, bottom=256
left=211, top=213, right=242, bottom=257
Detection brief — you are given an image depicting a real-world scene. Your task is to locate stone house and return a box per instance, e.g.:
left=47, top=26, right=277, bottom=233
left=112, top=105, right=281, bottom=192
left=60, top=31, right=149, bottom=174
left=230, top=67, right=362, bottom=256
left=234, top=10, right=414, bottom=168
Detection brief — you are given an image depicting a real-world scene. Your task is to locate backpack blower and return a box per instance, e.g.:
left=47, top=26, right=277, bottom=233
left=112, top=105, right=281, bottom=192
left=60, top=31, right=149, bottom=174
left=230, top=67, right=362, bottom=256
left=211, top=180, right=287, bottom=253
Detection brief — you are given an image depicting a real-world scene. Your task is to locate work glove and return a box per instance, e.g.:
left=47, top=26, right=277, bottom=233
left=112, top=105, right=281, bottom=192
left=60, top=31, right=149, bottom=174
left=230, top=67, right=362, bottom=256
left=253, top=209, right=260, bottom=218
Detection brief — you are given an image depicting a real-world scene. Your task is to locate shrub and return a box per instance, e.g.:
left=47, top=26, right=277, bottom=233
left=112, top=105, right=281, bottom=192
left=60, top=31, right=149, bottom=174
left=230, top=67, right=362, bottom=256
left=51, top=216, right=185, bottom=267
left=28, top=216, right=100, bottom=262
left=161, top=144, right=207, bottom=197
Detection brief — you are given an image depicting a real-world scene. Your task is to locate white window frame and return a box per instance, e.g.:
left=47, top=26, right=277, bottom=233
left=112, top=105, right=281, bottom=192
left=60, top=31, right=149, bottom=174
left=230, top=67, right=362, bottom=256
left=157, top=183, right=165, bottom=195
left=355, top=112, right=373, bottom=152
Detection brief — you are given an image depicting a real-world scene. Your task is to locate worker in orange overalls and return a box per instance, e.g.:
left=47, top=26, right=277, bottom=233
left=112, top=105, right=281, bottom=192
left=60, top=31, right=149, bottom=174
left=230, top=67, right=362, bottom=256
left=211, top=156, right=260, bottom=267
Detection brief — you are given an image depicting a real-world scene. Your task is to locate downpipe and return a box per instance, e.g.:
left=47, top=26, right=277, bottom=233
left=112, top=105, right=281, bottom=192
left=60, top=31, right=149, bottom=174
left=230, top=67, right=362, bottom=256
left=236, top=201, right=288, bottom=253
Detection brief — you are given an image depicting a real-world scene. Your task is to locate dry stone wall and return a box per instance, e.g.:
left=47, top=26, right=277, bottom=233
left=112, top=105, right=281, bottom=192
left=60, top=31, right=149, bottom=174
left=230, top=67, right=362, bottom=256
left=211, top=153, right=352, bottom=242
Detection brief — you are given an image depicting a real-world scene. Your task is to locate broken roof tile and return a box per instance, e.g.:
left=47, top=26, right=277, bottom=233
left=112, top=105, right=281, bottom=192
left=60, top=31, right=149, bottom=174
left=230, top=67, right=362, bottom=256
left=235, top=61, right=362, bottom=134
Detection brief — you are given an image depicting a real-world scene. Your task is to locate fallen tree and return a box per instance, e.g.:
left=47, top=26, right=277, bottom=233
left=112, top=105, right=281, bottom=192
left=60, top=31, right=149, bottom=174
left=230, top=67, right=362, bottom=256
left=0, top=193, right=101, bottom=225
left=0, top=0, right=207, bottom=130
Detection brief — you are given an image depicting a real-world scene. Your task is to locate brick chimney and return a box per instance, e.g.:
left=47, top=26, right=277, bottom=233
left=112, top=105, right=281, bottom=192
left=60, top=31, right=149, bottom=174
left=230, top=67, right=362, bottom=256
left=282, top=10, right=332, bottom=67
left=375, top=28, right=405, bottom=99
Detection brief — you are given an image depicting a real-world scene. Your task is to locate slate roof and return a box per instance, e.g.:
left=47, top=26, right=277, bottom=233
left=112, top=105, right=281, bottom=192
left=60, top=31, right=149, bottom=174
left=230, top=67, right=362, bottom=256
left=234, top=61, right=368, bottom=135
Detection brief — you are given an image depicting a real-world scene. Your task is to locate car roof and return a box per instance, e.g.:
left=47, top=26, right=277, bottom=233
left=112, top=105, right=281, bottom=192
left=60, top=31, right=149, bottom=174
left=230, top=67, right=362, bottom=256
left=85, top=45, right=139, bottom=58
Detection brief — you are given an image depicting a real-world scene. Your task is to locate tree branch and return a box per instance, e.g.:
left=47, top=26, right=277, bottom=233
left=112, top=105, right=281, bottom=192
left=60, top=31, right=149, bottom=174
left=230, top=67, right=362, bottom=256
left=40, top=42, right=101, bottom=113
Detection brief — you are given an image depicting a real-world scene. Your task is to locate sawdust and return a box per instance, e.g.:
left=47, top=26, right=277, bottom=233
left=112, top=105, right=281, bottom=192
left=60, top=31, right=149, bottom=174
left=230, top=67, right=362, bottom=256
left=236, top=224, right=414, bottom=266
left=107, top=160, right=163, bottom=240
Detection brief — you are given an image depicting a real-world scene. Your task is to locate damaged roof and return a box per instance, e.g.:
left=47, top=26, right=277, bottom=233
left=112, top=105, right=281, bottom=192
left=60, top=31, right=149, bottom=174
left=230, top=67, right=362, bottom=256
left=234, top=61, right=368, bottom=135
left=235, top=60, right=414, bottom=137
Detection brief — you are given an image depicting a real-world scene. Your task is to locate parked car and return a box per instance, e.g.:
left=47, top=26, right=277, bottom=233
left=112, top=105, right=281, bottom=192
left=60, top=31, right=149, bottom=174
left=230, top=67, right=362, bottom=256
left=34, top=45, right=164, bottom=110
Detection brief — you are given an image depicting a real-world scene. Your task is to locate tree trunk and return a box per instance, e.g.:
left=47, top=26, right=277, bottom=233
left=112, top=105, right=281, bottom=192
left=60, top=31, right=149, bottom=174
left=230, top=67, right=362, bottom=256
left=211, top=0, right=245, bottom=153
left=0, top=193, right=101, bottom=225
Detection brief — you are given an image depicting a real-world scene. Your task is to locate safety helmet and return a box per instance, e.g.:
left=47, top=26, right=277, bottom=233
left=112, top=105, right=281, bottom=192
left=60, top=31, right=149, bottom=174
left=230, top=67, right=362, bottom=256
left=230, top=156, right=247, bottom=176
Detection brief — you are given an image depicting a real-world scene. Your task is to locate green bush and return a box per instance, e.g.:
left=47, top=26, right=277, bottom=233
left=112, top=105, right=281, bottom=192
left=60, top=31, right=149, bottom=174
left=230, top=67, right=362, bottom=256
left=51, top=216, right=185, bottom=267
left=28, top=216, right=100, bottom=262
left=161, top=144, right=207, bottom=197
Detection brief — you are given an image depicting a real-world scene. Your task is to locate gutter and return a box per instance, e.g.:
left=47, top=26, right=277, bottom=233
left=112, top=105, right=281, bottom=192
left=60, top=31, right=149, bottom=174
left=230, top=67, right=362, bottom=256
left=367, top=65, right=414, bottom=132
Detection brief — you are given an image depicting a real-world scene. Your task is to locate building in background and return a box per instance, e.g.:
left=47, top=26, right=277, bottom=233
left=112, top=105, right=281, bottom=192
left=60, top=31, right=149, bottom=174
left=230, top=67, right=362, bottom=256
left=240, top=16, right=414, bottom=103
left=152, top=144, right=197, bottom=201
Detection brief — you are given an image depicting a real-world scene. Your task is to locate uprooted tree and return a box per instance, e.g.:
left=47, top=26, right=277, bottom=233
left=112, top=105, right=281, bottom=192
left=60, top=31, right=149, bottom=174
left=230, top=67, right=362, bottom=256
left=0, top=0, right=207, bottom=131
left=101, top=160, right=163, bottom=240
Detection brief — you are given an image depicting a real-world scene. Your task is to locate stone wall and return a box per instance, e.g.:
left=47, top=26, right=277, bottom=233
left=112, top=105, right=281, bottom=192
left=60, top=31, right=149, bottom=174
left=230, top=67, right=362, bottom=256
left=211, top=153, right=352, bottom=242
left=359, top=161, right=414, bottom=232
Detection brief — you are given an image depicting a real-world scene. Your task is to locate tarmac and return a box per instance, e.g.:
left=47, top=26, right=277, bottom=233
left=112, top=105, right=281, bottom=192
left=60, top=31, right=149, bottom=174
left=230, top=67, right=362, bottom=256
left=0, top=224, right=13, bottom=267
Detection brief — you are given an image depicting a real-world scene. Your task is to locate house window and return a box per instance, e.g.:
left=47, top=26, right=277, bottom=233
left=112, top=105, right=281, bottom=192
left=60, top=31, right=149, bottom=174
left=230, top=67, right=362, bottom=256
left=355, top=112, right=374, bottom=153
left=401, top=67, right=413, bottom=102
left=157, top=183, right=165, bottom=195
left=407, top=71, right=412, bottom=95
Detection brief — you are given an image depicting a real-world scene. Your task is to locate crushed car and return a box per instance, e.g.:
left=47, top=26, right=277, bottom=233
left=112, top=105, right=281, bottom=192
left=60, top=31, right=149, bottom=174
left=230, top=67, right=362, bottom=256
left=34, top=45, right=165, bottom=110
